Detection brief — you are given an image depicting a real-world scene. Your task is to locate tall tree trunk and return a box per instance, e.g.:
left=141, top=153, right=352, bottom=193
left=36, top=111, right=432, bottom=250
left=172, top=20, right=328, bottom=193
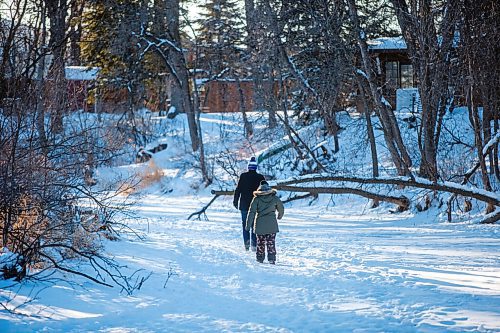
left=68, top=0, right=83, bottom=65
left=191, top=65, right=211, bottom=185
left=243, top=0, right=266, bottom=113
left=165, top=0, right=199, bottom=151
left=466, top=62, right=495, bottom=214
left=236, top=78, right=253, bottom=137
left=494, top=116, right=500, bottom=181
left=194, top=102, right=211, bottom=185
left=356, top=77, right=379, bottom=178
left=245, top=0, right=278, bottom=129
left=46, top=0, right=68, bottom=133
left=277, top=67, right=303, bottom=160
left=36, top=6, right=49, bottom=155
left=357, top=76, right=380, bottom=208
left=266, top=66, right=278, bottom=128
left=347, top=0, right=412, bottom=176
left=390, top=0, right=457, bottom=181
left=153, top=0, right=166, bottom=32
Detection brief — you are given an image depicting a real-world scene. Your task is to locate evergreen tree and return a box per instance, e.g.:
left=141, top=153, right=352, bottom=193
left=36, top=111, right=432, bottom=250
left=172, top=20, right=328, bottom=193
left=81, top=0, right=149, bottom=114
left=196, top=0, right=245, bottom=77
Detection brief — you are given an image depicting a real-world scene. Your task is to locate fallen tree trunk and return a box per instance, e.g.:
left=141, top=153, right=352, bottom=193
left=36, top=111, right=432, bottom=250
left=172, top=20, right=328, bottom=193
left=276, top=175, right=500, bottom=207
left=481, top=209, right=500, bottom=224
left=210, top=187, right=409, bottom=212
left=193, top=176, right=499, bottom=223
left=282, top=192, right=317, bottom=204
left=275, top=185, right=410, bottom=211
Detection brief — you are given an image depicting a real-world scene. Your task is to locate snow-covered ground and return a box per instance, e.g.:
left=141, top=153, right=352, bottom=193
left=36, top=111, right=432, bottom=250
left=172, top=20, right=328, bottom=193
left=1, top=111, right=499, bottom=332
left=1, top=195, right=499, bottom=332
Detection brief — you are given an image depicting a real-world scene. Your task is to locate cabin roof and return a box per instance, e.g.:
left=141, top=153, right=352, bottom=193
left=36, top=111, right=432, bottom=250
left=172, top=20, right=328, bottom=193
left=65, top=66, right=99, bottom=81
left=367, top=37, right=407, bottom=51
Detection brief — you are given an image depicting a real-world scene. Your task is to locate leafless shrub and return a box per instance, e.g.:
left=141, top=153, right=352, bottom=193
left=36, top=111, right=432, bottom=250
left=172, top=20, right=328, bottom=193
left=0, top=73, right=143, bottom=301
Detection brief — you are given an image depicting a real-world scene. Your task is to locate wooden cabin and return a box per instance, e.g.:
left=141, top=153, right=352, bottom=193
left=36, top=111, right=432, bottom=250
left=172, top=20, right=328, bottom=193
left=367, top=37, right=416, bottom=111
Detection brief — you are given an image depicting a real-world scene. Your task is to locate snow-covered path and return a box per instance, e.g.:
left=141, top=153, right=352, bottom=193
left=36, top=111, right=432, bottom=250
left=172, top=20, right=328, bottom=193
left=2, top=194, right=500, bottom=332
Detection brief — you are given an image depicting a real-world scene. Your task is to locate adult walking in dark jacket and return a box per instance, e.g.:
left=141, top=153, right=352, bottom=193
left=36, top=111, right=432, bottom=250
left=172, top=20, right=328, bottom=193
left=233, top=157, right=265, bottom=251
left=246, top=180, right=284, bottom=264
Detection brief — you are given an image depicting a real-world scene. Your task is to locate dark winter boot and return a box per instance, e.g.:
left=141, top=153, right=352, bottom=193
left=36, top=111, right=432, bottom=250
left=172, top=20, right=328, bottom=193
left=256, top=253, right=265, bottom=263
left=268, top=253, right=276, bottom=264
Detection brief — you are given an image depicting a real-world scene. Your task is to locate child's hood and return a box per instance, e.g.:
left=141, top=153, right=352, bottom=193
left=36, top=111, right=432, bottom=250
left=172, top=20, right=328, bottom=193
left=253, top=189, right=277, bottom=203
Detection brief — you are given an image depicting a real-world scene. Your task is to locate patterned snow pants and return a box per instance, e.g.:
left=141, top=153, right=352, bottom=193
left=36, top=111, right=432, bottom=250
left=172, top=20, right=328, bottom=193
left=256, top=233, right=276, bottom=263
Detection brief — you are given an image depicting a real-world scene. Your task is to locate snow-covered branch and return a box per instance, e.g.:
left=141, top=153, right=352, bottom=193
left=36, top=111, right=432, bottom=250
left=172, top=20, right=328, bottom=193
left=483, top=132, right=500, bottom=155
left=132, top=32, right=182, bottom=87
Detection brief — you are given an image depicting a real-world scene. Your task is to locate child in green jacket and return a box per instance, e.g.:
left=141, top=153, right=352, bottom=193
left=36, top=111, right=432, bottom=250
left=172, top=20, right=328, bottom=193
left=246, top=180, right=284, bottom=264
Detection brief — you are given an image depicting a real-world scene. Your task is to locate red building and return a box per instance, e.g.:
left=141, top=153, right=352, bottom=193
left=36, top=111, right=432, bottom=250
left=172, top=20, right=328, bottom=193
left=65, top=66, right=99, bottom=112
left=196, top=77, right=284, bottom=113
left=198, top=79, right=255, bottom=113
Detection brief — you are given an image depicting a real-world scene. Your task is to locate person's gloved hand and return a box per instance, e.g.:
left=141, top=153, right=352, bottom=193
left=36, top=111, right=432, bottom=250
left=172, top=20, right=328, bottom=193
left=233, top=201, right=238, bottom=209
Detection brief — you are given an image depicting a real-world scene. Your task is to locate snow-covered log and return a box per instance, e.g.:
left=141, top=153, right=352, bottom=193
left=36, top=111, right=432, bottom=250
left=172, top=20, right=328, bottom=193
left=210, top=187, right=409, bottom=212
left=274, top=185, right=410, bottom=211
left=203, top=174, right=499, bottom=222
left=276, top=175, right=500, bottom=207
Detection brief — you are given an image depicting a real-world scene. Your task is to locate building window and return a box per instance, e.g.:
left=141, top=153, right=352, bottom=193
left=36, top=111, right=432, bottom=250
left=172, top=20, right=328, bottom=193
left=400, top=64, right=414, bottom=88
left=385, top=61, right=399, bottom=90
left=385, top=62, right=414, bottom=90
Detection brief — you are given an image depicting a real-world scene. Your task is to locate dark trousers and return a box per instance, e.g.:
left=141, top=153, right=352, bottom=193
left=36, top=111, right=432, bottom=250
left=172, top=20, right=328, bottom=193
left=256, top=233, right=276, bottom=263
left=241, top=210, right=257, bottom=248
